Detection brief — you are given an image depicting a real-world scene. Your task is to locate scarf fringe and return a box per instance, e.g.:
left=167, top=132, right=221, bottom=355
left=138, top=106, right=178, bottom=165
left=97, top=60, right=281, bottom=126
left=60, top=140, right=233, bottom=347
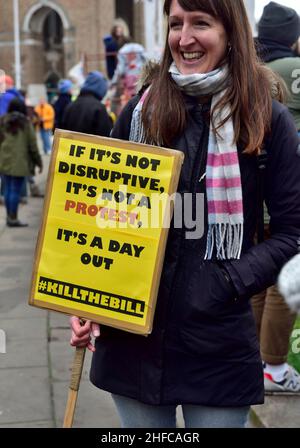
left=129, top=87, right=151, bottom=144
left=129, top=108, right=146, bottom=143
left=205, top=223, right=243, bottom=260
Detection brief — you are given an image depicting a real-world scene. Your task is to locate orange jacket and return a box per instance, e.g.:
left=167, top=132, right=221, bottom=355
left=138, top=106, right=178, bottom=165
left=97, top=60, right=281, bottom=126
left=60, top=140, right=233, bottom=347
left=34, top=103, right=55, bottom=130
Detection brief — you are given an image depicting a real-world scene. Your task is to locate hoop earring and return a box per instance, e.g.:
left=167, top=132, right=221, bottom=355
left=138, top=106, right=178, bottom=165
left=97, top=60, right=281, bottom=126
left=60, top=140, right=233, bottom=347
left=228, top=43, right=232, bottom=55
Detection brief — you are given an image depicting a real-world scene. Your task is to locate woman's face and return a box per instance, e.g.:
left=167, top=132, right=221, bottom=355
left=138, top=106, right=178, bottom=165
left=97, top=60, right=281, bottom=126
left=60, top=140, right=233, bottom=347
left=114, top=26, right=124, bottom=38
left=168, top=0, right=228, bottom=75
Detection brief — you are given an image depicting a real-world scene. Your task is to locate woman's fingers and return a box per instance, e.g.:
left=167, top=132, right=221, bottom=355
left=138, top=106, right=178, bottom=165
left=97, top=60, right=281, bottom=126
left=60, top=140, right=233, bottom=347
left=70, top=335, right=96, bottom=353
left=91, top=322, right=101, bottom=337
left=87, top=341, right=96, bottom=353
left=69, top=316, right=82, bottom=333
left=70, top=330, right=90, bottom=346
left=69, top=317, right=99, bottom=352
left=70, top=316, right=91, bottom=337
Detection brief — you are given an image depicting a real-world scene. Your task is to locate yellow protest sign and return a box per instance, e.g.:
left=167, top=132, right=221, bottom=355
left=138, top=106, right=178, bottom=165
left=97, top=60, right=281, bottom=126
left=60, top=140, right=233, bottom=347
left=29, top=130, right=184, bottom=334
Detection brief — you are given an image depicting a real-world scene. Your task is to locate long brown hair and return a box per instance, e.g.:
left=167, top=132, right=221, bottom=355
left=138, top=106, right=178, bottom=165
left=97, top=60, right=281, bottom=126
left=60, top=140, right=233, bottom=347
left=142, top=0, right=273, bottom=154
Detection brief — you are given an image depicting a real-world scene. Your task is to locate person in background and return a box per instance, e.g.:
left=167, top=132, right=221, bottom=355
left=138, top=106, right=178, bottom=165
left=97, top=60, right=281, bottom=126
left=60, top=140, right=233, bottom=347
left=0, top=75, right=24, bottom=117
left=17, top=89, right=44, bottom=199
left=110, top=41, right=147, bottom=116
left=279, top=253, right=300, bottom=315
left=45, top=72, right=59, bottom=104
left=53, top=79, right=73, bottom=130
left=34, top=98, right=55, bottom=155
left=103, top=20, right=129, bottom=80
left=69, top=0, right=300, bottom=428
left=256, top=1, right=300, bottom=131
left=62, top=71, right=112, bottom=137
left=252, top=1, right=300, bottom=394
left=0, top=99, right=42, bottom=227
left=0, top=75, right=25, bottom=203
left=112, top=42, right=147, bottom=98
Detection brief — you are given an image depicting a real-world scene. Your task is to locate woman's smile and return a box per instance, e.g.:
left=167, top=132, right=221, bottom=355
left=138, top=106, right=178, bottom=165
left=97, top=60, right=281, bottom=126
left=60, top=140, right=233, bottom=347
left=181, top=51, right=205, bottom=61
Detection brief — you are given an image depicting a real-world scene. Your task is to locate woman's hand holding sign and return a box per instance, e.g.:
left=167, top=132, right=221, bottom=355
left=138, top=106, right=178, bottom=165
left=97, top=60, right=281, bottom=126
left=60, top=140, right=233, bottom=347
left=65, top=317, right=100, bottom=427
left=70, top=316, right=100, bottom=352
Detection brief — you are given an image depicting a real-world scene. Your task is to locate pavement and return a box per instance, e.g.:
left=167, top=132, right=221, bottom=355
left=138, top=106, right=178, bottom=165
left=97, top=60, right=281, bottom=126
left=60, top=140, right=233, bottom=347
left=0, top=153, right=299, bottom=428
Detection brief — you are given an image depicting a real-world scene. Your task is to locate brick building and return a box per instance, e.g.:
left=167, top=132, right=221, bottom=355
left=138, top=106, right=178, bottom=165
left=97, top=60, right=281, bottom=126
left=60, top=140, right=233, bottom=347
left=0, top=0, right=144, bottom=87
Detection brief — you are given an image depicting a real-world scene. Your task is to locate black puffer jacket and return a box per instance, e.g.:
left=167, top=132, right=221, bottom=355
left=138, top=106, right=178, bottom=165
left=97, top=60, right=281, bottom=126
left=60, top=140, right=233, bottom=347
left=90, top=95, right=300, bottom=406
left=53, top=93, right=72, bottom=129
left=61, top=92, right=112, bottom=137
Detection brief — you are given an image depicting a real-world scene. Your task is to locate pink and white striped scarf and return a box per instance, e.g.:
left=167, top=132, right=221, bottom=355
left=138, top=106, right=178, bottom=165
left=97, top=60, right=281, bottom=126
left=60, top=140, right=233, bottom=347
left=130, top=63, right=243, bottom=260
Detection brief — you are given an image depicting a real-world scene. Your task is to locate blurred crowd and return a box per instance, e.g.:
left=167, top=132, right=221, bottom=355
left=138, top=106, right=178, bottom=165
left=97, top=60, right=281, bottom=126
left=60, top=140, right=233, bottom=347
left=0, top=18, right=147, bottom=227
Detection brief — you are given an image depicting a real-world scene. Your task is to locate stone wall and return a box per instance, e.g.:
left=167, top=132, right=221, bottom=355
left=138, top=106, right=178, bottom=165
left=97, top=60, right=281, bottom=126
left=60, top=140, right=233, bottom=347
left=0, top=0, right=116, bottom=87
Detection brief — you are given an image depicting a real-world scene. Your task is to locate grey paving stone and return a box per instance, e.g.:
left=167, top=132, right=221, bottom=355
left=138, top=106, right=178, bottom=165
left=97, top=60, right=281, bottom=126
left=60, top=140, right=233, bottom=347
left=0, top=288, right=30, bottom=314
left=1, top=317, right=47, bottom=341
left=0, top=367, right=52, bottom=424
left=0, top=420, right=54, bottom=428
left=0, top=209, right=5, bottom=226
left=5, top=232, right=37, bottom=244
left=0, top=248, right=34, bottom=257
left=0, top=265, right=21, bottom=278
left=53, top=380, right=120, bottom=428
left=248, top=408, right=265, bottom=428
left=49, top=311, right=70, bottom=329
left=0, top=338, right=47, bottom=369
left=49, top=328, right=71, bottom=342
left=0, top=255, right=34, bottom=274
left=0, top=274, right=30, bottom=292
left=0, top=229, right=36, bottom=249
left=0, top=301, right=46, bottom=319
left=252, top=396, right=300, bottom=428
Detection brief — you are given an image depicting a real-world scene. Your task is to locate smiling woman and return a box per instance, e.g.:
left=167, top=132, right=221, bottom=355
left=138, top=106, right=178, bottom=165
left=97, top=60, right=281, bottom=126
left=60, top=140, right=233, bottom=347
left=69, top=0, right=300, bottom=429
left=168, top=2, right=228, bottom=75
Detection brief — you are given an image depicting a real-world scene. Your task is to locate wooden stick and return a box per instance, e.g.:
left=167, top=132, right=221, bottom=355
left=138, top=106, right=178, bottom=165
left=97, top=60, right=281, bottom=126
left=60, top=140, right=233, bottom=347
left=63, top=346, right=86, bottom=428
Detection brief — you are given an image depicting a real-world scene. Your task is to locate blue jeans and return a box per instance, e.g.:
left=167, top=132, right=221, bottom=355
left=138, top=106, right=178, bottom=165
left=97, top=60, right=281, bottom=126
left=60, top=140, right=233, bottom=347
left=40, top=128, right=52, bottom=154
left=111, top=394, right=250, bottom=428
left=3, top=175, right=25, bottom=215
left=0, top=175, right=4, bottom=196
left=1, top=175, right=27, bottom=197
left=20, top=177, right=28, bottom=197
